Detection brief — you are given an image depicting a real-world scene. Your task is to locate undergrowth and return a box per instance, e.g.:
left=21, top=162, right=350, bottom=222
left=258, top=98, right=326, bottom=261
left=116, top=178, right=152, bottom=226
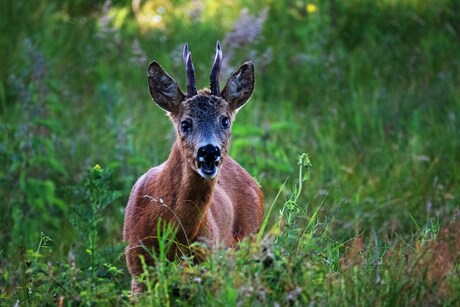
left=1, top=157, right=459, bottom=305
left=1, top=0, right=459, bottom=305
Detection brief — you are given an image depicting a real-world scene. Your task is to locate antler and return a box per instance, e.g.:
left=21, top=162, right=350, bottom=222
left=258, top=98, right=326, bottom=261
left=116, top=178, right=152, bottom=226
left=210, top=41, right=222, bottom=96
left=183, top=43, right=197, bottom=97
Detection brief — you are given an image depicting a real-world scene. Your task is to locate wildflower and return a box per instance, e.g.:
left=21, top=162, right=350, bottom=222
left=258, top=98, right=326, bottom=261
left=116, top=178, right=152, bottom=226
left=306, top=4, right=317, bottom=13
left=93, top=164, right=102, bottom=172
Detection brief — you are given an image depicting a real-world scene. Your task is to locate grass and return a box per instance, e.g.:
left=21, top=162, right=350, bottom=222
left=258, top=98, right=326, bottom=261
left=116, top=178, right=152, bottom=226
left=1, top=0, right=459, bottom=305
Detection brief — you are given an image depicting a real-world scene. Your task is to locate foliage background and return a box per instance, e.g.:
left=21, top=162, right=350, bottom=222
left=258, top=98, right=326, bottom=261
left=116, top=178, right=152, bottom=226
left=0, top=0, right=459, bottom=305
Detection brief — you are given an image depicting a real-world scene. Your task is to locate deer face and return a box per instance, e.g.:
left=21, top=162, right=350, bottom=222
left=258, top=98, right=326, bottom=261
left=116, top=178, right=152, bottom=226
left=175, top=95, right=232, bottom=178
left=147, top=42, right=255, bottom=179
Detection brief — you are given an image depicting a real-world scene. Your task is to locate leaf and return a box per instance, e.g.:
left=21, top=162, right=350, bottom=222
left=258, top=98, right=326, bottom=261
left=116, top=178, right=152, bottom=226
left=232, top=125, right=264, bottom=137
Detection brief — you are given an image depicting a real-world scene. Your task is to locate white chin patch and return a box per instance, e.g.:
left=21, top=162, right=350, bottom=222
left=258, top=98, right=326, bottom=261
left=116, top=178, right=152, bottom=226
left=197, top=167, right=218, bottom=179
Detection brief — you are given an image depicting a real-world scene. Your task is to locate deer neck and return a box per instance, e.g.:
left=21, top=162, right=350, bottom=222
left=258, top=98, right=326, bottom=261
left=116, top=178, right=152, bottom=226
left=158, top=140, right=216, bottom=238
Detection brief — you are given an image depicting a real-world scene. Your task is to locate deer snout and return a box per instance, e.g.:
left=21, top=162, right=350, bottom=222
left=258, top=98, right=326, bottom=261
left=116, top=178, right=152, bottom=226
left=197, top=144, right=221, bottom=178
left=197, top=144, right=221, bottom=165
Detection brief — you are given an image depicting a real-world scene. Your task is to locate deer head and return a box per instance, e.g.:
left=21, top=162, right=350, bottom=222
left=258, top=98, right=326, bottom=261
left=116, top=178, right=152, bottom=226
left=147, top=42, right=255, bottom=179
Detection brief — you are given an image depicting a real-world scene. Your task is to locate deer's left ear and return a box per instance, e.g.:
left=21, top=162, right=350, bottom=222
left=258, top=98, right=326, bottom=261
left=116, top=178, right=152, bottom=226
left=221, top=62, right=255, bottom=110
left=148, top=61, right=185, bottom=114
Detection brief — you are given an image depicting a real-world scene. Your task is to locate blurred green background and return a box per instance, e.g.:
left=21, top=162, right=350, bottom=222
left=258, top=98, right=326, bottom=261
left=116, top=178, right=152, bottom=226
left=0, top=0, right=459, bottom=303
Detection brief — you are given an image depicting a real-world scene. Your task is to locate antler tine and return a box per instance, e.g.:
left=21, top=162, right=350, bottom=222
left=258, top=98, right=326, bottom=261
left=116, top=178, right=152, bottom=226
left=183, top=43, right=197, bottom=97
left=210, top=41, right=222, bottom=96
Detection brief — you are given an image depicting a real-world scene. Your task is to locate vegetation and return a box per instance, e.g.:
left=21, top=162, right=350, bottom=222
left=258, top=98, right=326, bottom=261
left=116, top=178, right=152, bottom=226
left=1, top=0, right=459, bottom=305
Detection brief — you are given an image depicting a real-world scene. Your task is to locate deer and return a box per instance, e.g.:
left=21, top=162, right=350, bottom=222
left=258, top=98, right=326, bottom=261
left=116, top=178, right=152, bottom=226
left=123, top=41, right=264, bottom=294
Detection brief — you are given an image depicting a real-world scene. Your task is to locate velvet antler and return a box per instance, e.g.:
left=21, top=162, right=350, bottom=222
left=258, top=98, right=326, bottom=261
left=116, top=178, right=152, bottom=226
left=183, top=43, right=197, bottom=97
left=210, top=41, right=222, bottom=96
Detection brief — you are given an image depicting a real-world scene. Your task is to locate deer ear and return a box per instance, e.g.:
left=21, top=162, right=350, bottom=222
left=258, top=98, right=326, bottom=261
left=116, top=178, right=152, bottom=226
left=221, top=62, right=255, bottom=110
left=148, top=61, right=185, bottom=113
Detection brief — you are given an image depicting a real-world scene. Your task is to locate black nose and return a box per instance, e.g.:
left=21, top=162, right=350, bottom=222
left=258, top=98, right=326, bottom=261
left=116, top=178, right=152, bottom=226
left=197, top=144, right=221, bottom=164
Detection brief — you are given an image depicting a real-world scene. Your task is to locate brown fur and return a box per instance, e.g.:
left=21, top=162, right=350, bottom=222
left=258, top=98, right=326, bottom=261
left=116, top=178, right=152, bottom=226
left=123, top=53, right=263, bottom=294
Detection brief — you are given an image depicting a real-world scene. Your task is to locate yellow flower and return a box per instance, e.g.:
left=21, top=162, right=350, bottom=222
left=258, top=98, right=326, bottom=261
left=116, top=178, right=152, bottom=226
left=93, top=164, right=102, bottom=172
left=306, top=4, right=317, bottom=13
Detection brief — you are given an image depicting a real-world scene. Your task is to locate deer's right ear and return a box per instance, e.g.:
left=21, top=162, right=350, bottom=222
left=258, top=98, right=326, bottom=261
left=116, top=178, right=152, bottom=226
left=148, top=61, right=185, bottom=113
left=221, top=62, right=255, bottom=111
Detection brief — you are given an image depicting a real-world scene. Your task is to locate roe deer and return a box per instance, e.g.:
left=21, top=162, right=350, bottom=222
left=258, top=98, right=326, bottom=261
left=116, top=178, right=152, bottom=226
left=123, top=42, right=264, bottom=294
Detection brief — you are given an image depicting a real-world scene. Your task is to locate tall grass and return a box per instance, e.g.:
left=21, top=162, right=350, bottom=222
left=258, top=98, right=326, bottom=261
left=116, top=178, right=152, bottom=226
left=0, top=0, right=459, bottom=305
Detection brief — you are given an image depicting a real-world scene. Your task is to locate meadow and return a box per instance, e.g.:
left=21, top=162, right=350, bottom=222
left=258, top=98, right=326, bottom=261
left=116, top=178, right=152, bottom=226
left=1, top=0, right=459, bottom=305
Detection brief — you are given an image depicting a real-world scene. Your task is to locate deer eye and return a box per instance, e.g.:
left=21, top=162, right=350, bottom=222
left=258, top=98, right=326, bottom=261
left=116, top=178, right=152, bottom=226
left=180, top=120, right=192, bottom=133
left=221, top=117, right=230, bottom=129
